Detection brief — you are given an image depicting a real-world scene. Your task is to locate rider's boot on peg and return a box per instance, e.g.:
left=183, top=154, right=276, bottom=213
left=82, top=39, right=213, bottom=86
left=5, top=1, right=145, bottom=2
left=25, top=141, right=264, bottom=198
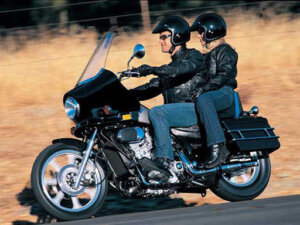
left=204, top=142, right=229, bottom=169
left=139, top=157, right=172, bottom=181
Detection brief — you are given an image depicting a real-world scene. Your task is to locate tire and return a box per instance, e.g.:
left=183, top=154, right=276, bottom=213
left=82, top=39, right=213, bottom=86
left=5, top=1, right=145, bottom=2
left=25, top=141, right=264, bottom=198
left=211, top=152, right=271, bottom=201
left=31, top=143, right=108, bottom=221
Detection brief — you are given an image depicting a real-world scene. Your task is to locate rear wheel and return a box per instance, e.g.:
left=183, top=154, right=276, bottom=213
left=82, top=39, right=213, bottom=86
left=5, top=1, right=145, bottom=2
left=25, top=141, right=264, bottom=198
left=31, top=143, right=108, bottom=221
left=211, top=152, right=271, bottom=201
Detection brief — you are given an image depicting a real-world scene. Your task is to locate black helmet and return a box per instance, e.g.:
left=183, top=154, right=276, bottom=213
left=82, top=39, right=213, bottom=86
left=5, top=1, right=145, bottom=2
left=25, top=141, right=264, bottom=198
left=152, top=16, right=190, bottom=46
left=190, top=13, right=226, bottom=43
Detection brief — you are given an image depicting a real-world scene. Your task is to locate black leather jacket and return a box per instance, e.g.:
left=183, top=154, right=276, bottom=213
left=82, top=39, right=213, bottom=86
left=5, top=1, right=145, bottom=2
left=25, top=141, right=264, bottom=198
left=130, top=46, right=205, bottom=103
left=192, top=43, right=238, bottom=100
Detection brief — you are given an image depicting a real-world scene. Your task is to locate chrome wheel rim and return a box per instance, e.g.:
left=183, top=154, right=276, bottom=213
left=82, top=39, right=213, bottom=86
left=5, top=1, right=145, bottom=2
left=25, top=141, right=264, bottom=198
left=222, top=153, right=261, bottom=187
left=41, top=149, right=103, bottom=212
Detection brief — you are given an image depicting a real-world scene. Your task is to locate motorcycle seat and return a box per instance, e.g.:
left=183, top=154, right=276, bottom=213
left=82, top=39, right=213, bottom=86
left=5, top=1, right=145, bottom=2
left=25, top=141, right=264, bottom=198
left=171, top=92, right=243, bottom=138
left=171, top=125, right=201, bottom=139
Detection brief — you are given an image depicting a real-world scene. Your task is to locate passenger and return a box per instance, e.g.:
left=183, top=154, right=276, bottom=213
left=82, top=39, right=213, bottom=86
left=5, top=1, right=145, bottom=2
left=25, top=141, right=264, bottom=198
left=190, top=13, right=238, bottom=168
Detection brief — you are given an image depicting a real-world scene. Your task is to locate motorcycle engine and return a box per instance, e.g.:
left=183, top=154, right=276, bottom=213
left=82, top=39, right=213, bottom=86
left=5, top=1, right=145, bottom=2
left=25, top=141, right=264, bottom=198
left=117, top=127, right=153, bottom=160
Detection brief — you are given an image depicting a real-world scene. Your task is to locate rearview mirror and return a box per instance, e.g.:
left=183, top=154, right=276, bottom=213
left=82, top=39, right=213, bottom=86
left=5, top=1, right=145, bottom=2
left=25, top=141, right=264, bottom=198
left=127, top=44, right=145, bottom=69
left=133, top=44, right=145, bottom=59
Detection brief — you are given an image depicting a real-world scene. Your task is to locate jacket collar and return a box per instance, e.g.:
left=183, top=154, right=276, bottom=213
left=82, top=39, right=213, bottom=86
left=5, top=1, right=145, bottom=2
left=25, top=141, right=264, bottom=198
left=171, top=45, right=187, bottom=61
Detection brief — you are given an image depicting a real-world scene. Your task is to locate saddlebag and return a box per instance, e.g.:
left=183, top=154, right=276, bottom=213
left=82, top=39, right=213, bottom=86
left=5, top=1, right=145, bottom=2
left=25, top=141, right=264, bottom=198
left=221, top=116, right=280, bottom=153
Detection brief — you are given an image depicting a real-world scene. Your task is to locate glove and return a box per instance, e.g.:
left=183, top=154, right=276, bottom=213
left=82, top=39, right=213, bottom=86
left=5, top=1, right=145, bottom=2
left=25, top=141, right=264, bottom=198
left=132, top=64, right=154, bottom=76
left=128, top=89, right=137, bottom=96
left=190, top=88, right=204, bottom=102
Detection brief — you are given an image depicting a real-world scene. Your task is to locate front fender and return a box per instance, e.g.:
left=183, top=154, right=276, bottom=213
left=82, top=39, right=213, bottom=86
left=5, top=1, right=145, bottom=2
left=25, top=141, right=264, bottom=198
left=52, top=138, right=86, bottom=150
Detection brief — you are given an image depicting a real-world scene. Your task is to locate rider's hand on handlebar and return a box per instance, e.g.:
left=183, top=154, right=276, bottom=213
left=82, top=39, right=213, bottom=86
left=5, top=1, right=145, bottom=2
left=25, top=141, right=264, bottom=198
left=118, top=70, right=141, bottom=79
left=132, top=64, right=154, bottom=77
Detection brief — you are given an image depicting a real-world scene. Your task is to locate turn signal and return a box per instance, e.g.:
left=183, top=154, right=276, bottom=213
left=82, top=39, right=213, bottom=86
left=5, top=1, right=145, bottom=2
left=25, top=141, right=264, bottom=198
left=103, top=105, right=112, bottom=115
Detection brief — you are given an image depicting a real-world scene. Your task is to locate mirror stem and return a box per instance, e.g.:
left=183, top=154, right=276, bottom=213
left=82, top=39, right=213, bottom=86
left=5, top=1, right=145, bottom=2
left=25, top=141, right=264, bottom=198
left=127, top=55, right=134, bottom=70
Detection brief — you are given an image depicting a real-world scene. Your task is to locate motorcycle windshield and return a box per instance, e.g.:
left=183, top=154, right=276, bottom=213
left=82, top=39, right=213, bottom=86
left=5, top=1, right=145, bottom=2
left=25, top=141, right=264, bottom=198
left=76, top=32, right=113, bottom=86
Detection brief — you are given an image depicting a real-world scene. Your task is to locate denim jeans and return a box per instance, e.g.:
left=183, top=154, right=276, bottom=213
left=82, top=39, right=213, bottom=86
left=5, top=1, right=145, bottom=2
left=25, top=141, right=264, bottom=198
left=148, top=103, right=197, bottom=160
left=195, top=85, right=233, bottom=147
left=148, top=85, right=233, bottom=160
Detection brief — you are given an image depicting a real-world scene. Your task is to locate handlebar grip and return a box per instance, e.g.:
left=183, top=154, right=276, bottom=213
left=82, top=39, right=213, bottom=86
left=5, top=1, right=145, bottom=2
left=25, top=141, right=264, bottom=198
left=118, top=70, right=140, bottom=81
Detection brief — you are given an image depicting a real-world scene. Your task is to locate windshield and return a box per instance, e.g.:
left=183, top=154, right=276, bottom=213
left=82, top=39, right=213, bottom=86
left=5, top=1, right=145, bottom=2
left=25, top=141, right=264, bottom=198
left=76, top=32, right=113, bottom=86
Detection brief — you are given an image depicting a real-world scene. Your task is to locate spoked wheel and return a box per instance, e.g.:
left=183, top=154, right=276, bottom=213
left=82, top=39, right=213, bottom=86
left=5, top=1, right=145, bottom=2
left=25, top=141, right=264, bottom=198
left=211, top=152, right=271, bottom=201
left=31, top=143, right=107, bottom=221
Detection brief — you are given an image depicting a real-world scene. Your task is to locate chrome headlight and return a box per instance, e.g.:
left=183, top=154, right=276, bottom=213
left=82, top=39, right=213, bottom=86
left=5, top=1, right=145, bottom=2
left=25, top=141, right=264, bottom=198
left=64, top=97, right=80, bottom=120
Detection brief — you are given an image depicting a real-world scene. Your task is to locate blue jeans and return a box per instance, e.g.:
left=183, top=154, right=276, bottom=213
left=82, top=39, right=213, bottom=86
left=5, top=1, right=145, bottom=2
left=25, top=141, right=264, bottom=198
left=148, top=103, right=197, bottom=160
left=196, top=85, right=233, bottom=147
left=148, top=85, right=233, bottom=160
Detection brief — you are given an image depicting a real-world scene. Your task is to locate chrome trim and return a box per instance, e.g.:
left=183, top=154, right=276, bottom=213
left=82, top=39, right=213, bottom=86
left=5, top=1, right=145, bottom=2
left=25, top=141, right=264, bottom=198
left=228, top=127, right=275, bottom=132
left=178, top=150, right=221, bottom=176
left=265, top=128, right=272, bottom=137
left=237, top=130, right=244, bottom=138
left=57, top=164, right=85, bottom=196
left=228, top=127, right=279, bottom=141
left=232, top=136, right=279, bottom=141
left=133, top=44, right=145, bottom=59
left=221, top=161, right=258, bottom=173
left=191, top=180, right=205, bottom=187
left=41, top=150, right=103, bottom=212
left=248, top=106, right=259, bottom=115
left=73, top=128, right=98, bottom=189
left=177, top=150, right=258, bottom=176
left=138, top=105, right=150, bottom=124
left=136, top=167, right=151, bottom=186
left=222, top=152, right=261, bottom=187
left=136, top=127, right=145, bottom=140
left=117, top=127, right=145, bottom=142
left=64, top=97, right=80, bottom=120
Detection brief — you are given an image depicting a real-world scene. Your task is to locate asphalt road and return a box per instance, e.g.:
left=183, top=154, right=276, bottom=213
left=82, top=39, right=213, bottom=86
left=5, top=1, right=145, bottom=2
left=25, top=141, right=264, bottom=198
left=51, top=195, right=300, bottom=225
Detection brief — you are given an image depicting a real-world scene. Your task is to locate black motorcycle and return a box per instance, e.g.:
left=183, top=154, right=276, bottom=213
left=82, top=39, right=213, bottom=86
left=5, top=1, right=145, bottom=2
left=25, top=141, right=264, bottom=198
left=31, top=33, right=280, bottom=221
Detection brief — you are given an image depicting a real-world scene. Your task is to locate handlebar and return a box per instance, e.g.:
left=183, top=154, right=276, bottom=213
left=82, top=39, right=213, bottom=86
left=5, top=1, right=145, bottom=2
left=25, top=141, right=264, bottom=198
left=118, top=70, right=141, bottom=81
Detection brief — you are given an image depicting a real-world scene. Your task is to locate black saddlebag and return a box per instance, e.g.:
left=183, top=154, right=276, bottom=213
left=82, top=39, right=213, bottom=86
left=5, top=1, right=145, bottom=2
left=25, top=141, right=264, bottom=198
left=221, top=116, right=280, bottom=153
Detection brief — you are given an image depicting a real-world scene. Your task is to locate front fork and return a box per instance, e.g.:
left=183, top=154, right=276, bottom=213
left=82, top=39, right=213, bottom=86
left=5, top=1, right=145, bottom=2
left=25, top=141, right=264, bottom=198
left=73, top=128, right=98, bottom=189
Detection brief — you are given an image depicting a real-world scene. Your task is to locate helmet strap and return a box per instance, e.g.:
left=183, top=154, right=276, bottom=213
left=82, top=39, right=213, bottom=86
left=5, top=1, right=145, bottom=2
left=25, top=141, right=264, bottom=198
left=169, top=45, right=176, bottom=54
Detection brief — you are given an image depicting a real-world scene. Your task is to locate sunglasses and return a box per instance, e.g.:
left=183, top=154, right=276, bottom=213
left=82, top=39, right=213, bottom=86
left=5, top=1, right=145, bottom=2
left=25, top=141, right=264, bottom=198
left=159, top=34, right=171, bottom=40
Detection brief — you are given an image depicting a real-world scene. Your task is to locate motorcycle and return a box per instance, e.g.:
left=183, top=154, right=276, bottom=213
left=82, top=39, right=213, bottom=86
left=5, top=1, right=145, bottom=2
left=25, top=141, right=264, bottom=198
left=31, top=33, right=280, bottom=221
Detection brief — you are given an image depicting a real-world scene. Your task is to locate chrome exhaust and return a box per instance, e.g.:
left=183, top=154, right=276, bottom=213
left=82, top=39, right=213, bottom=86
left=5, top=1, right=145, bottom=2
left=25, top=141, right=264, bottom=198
left=177, top=150, right=258, bottom=176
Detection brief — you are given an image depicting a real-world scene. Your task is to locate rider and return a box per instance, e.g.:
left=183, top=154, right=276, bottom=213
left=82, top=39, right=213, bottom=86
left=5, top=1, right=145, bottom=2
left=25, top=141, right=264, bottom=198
left=190, top=13, right=238, bottom=169
left=129, top=16, right=205, bottom=179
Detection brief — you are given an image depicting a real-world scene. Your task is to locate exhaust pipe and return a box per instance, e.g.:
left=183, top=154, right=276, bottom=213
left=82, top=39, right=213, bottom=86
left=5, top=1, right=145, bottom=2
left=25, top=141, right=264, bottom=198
left=177, top=151, right=258, bottom=176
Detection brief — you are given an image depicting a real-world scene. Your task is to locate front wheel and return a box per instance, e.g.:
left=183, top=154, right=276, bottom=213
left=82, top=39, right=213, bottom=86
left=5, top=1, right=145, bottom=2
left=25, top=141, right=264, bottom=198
left=211, top=152, right=271, bottom=201
left=31, top=143, right=108, bottom=221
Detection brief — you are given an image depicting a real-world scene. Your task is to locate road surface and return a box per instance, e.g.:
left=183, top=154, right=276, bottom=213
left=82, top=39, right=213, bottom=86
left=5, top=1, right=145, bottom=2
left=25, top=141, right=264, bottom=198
left=51, top=195, right=300, bottom=225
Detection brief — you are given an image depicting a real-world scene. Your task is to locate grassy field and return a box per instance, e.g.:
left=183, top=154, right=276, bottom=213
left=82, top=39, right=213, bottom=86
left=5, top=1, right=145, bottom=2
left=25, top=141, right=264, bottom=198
left=0, top=8, right=299, bottom=224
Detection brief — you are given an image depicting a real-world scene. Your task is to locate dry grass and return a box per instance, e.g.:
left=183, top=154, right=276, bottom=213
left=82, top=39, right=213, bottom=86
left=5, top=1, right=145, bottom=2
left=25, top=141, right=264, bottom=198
left=0, top=8, right=299, bottom=224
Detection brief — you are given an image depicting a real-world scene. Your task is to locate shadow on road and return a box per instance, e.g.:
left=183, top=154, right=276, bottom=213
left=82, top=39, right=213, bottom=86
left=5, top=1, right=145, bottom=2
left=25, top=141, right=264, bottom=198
left=13, top=185, right=197, bottom=224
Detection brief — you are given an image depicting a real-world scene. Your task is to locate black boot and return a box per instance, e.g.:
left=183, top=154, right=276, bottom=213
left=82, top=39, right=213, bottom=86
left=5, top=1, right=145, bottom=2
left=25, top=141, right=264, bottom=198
left=139, top=157, right=172, bottom=181
left=205, top=143, right=229, bottom=169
